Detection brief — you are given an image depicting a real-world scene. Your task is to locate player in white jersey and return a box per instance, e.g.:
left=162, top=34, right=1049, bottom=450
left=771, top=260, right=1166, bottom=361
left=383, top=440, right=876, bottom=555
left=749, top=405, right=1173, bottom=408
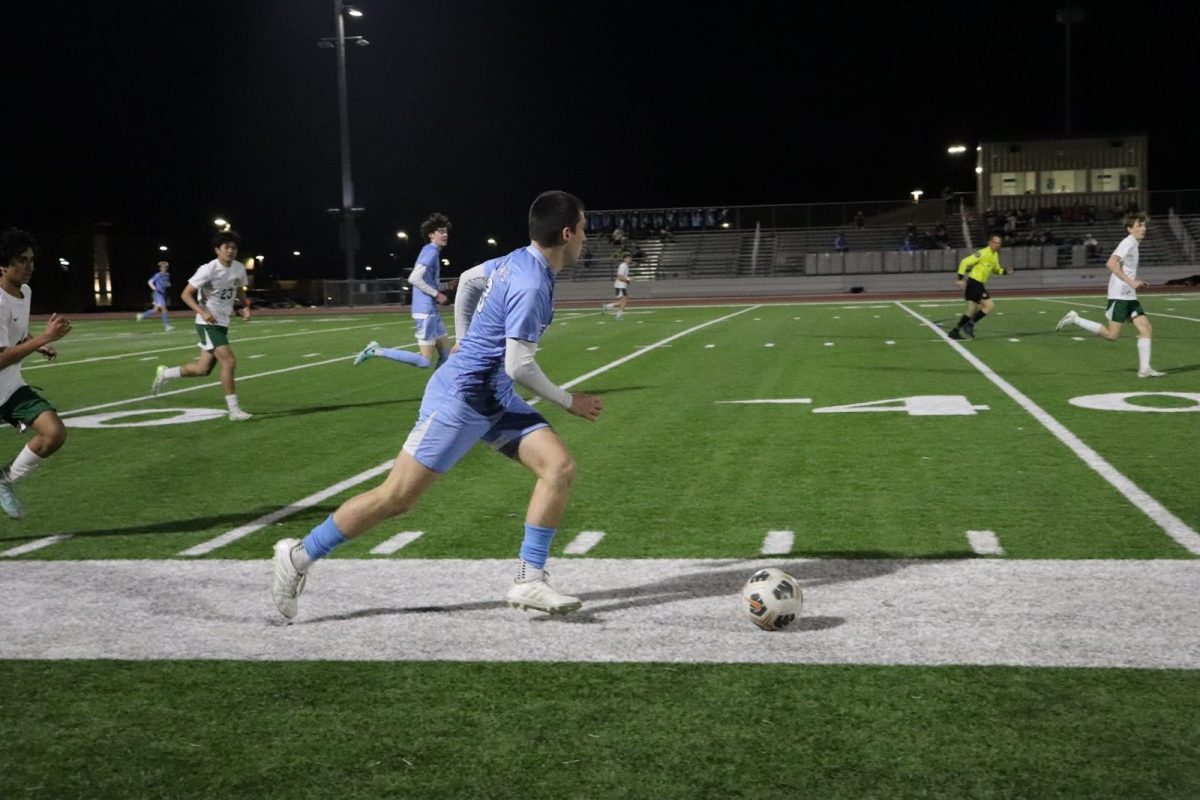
left=272, top=191, right=604, bottom=621
left=602, top=254, right=633, bottom=318
left=1054, top=212, right=1166, bottom=377
left=150, top=230, right=253, bottom=419
left=0, top=229, right=73, bottom=519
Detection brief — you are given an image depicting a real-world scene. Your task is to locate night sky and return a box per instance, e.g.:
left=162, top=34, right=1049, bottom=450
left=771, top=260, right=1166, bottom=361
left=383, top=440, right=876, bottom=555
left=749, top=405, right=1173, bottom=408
left=6, top=0, right=1198, bottom=279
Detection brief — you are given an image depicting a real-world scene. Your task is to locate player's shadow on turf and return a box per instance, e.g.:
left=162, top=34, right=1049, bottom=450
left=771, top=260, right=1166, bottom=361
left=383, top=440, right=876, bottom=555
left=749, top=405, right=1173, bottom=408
left=253, top=398, right=420, bottom=418
left=5, top=506, right=341, bottom=541
left=299, top=552, right=954, bottom=628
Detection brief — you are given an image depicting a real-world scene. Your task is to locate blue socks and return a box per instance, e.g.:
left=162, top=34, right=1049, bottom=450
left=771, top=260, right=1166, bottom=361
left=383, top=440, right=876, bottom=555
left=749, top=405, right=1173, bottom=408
left=302, top=515, right=349, bottom=561
left=518, top=523, right=557, bottom=569
left=378, top=347, right=431, bottom=368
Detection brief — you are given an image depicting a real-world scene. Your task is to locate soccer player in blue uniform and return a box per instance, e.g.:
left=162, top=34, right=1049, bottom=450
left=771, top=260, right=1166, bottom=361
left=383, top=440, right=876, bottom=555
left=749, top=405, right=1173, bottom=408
left=352, top=213, right=451, bottom=370
left=273, top=191, right=604, bottom=619
left=136, top=261, right=174, bottom=331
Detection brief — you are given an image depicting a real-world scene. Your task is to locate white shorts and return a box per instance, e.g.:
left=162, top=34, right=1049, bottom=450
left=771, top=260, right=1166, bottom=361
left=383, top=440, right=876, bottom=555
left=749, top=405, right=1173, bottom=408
left=413, top=313, right=448, bottom=346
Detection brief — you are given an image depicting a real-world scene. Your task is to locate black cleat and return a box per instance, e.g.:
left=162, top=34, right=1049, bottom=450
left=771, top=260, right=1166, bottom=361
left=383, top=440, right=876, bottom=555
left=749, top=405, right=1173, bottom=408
left=948, top=328, right=963, bottom=340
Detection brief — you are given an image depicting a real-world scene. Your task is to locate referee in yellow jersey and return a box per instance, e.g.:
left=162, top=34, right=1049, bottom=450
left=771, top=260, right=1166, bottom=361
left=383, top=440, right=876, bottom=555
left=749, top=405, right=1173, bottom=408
left=949, top=233, right=1012, bottom=339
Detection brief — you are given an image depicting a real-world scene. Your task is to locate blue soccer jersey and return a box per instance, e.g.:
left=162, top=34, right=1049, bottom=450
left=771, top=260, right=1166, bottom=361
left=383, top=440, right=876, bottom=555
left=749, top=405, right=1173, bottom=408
left=410, top=243, right=442, bottom=315
left=435, top=245, right=556, bottom=416
left=150, top=272, right=171, bottom=293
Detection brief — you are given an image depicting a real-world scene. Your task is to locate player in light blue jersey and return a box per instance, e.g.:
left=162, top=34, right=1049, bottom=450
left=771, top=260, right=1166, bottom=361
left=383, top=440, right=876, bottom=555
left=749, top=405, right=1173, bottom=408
left=352, top=213, right=450, bottom=370
left=273, top=191, right=604, bottom=619
left=135, top=261, right=174, bottom=331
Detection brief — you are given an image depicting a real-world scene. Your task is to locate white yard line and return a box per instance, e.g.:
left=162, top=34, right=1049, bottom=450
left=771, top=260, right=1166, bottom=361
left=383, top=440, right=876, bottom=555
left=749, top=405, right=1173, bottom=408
left=967, top=530, right=1004, bottom=555
left=898, top=301, right=1200, bottom=555
left=25, top=321, right=390, bottom=372
left=178, top=460, right=396, bottom=556
left=761, top=530, right=795, bottom=555
left=0, top=535, right=71, bottom=557
left=185, top=306, right=762, bottom=555
left=2, top=557, right=1197, bottom=668
left=370, top=531, right=424, bottom=555
left=563, top=531, right=605, bottom=555
left=1036, top=296, right=1200, bottom=322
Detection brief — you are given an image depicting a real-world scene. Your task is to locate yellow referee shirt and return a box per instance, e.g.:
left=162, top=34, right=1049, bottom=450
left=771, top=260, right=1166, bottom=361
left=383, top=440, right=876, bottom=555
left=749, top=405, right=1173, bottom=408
left=958, top=247, right=1006, bottom=283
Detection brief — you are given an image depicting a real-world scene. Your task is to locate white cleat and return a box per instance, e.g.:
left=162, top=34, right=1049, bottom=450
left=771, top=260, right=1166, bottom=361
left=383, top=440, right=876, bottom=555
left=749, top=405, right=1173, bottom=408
left=1055, top=310, right=1078, bottom=331
left=228, top=408, right=253, bottom=421
left=0, top=472, right=24, bottom=520
left=150, top=365, right=168, bottom=395
left=135, top=312, right=145, bottom=322
left=1137, top=368, right=1167, bottom=378
left=506, top=570, right=582, bottom=615
left=353, top=341, right=379, bottom=366
left=271, top=538, right=307, bottom=620
left=163, top=324, right=174, bottom=332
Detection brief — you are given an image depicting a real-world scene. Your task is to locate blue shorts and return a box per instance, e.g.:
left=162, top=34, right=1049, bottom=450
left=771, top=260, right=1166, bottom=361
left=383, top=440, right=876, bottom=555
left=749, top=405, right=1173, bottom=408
left=402, top=377, right=550, bottom=473
left=413, top=313, right=448, bottom=345
left=152, top=292, right=167, bottom=307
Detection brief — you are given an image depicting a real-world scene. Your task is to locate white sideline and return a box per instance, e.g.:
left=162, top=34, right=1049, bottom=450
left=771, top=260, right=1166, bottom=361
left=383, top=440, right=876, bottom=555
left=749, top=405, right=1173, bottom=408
left=181, top=306, right=761, bottom=556
left=2, top=557, right=1198, bottom=668
left=898, top=301, right=1200, bottom=555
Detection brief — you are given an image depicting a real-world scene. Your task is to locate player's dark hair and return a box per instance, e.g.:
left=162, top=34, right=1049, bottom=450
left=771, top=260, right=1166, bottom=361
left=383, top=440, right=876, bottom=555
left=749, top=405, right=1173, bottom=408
left=1123, top=211, right=1148, bottom=230
left=528, top=191, right=584, bottom=247
left=0, top=228, right=37, bottom=268
left=420, top=213, right=452, bottom=240
left=212, top=230, right=243, bottom=249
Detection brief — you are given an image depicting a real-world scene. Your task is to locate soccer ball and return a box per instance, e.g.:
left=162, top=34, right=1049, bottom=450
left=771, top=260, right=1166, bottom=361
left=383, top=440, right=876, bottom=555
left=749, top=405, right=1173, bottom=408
left=741, top=567, right=803, bottom=631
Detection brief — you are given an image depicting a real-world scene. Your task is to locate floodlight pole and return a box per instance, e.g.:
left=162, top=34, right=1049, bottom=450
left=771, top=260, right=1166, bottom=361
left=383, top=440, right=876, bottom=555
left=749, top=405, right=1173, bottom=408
left=334, top=0, right=357, bottom=281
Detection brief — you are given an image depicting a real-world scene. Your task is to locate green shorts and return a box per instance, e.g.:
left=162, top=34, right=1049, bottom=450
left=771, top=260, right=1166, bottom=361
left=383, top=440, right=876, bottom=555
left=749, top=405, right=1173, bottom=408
left=1105, top=299, right=1145, bottom=324
left=195, top=323, right=231, bottom=350
left=0, top=385, right=56, bottom=431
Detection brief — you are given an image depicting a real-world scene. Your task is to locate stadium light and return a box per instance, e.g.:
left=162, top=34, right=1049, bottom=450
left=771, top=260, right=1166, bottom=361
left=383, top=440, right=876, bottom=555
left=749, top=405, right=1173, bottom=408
left=975, top=166, right=983, bottom=174
left=396, top=231, right=408, bottom=240
left=158, top=245, right=168, bottom=251
left=213, top=218, right=229, bottom=230
left=365, top=265, right=373, bottom=272
left=293, top=250, right=301, bottom=256
left=486, top=237, right=497, bottom=246
left=910, top=189, right=924, bottom=203
left=947, top=144, right=967, bottom=155
left=345, top=5, right=363, bottom=16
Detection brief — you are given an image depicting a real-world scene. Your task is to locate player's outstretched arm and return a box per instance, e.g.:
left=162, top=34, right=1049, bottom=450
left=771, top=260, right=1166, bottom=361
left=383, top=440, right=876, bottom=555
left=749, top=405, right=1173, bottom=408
left=505, top=338, right=601, bottom=420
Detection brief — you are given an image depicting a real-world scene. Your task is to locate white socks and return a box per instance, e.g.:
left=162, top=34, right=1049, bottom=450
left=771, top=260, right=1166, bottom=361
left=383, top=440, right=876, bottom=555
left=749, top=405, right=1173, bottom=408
left=225, top=394, right=242, bottom=411
left=1137, top=337, right=1152, bottom=371
left=163, top=366, right=183, bottom=380
left=1074, top=316, right=1103, bottom=335
left=5, top=446, right=44, bottom=482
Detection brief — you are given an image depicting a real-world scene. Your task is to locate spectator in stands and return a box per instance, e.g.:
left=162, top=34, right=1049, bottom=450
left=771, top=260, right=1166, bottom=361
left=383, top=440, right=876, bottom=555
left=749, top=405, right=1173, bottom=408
left=834, top=233, right=849, bottom=253
left=901, top=234, right=919, bottom=253
left=948, top=233, right=1012, bottom=340
left=854, top=211, right=865, bottom=229
left=1083, top=232, right=1099, bottom=258
left=933, top=224, right=951, bottom=249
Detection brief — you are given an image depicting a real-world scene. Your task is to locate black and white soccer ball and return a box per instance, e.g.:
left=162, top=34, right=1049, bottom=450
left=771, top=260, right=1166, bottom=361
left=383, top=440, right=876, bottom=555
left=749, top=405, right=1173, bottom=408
left=741, top=567, right=804, bottom=631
